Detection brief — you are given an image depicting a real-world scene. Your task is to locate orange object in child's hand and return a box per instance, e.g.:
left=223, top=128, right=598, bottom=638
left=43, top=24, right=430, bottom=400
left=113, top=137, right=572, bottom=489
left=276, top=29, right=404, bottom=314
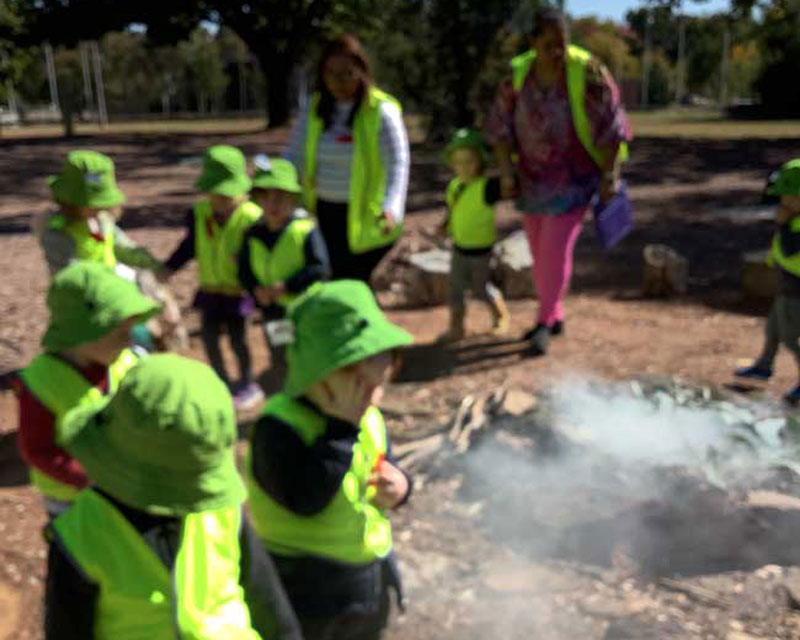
left=368, top=453, right=386, bottom=486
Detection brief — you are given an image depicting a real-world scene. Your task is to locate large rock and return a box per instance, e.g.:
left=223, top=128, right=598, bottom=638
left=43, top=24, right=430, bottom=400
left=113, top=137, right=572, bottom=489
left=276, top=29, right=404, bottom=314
left=493, top=230, right=536, bottom=300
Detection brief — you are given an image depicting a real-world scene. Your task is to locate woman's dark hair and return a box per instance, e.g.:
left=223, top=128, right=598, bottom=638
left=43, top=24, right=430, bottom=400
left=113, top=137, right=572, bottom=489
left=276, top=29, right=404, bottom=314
left=531, top=7, right=569, bottom=40
left=316, top=34, right=373, bottom=130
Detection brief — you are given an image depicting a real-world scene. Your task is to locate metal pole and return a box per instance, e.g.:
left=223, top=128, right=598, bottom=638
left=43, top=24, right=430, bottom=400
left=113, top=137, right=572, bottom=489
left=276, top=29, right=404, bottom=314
left=89, top=40, right=108, bottom=128
left=676, top=18, right=686, bottom=104
left=641, top=9, right=653, bottom=109
left=79, top=42, right=94, bottom=115
left=719, top=27, right=730, bottom=106
left=43, top=42, right=60, bottom=112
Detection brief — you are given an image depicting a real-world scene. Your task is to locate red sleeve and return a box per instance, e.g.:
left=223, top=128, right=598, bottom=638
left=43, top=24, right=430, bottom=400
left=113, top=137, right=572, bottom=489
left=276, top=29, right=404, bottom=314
left=15, top=381, right=89, bottom=490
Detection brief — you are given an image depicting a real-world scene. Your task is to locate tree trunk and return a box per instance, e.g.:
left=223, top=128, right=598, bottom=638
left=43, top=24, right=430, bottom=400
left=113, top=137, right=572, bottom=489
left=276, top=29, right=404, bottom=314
left=264, top=56, right=292, bottom=129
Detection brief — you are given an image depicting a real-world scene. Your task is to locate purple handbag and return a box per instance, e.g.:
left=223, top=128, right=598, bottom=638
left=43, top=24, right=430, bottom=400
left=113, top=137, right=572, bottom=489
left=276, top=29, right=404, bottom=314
left=592, top=180, right=633, bottom=250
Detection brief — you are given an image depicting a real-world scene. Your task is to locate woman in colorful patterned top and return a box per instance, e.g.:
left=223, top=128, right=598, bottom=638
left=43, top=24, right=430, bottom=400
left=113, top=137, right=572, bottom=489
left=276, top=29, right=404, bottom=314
left=486, top=8, right=632, bottom=355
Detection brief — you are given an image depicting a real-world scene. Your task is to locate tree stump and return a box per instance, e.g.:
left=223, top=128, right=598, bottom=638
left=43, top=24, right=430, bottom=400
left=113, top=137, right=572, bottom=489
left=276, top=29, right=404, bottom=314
left=742, top=250, right=778, bottom=299
left=643, top=244, right=689, bottom=297
left=405, top=250, right=451, bottom=306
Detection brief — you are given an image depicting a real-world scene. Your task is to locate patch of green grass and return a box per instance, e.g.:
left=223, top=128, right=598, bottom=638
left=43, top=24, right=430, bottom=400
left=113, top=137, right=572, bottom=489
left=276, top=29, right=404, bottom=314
left=630, top=108, right=800, bottom=139
left=0, top=118, right=267, bottom=139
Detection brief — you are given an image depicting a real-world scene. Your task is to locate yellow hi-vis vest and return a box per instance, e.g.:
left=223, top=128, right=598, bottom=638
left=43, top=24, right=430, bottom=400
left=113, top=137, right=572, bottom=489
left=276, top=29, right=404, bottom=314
left=48, top=213, right=117, bottom=268
left=51, top=489, right=262, bottom=640
left=302, top=87, right=403, bottom=254
left=246, top=394, right=392, bottom=565
left=770, top=216, right=800, bottom=276
left=247, top=216, right=315, bottom=307
left=194, top=199, right=262, bottom=294
left=446, top=176, right=497, bottom=250
left=18, top=349, right=139, bottom=501
left=511, top=45, right=629, bottom=167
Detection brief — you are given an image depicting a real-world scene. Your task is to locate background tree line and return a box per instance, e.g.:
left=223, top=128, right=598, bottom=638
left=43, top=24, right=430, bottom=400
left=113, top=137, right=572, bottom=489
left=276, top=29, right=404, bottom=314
left=1, top=0, right=798, bottom=134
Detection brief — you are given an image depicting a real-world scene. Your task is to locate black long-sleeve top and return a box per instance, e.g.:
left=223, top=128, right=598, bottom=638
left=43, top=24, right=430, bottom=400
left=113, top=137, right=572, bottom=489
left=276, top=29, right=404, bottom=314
left=164, top=209, right=198, bottom=273
left=45, top=489, right=303, bottom=640
left=249, top=398, right=411, bottom=518
left=237, top=220, right=331, bottom=308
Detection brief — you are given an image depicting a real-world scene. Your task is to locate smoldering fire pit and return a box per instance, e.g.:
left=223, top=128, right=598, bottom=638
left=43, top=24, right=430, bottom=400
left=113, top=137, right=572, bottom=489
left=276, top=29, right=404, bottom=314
left=388, top=378, right=800, bottom=640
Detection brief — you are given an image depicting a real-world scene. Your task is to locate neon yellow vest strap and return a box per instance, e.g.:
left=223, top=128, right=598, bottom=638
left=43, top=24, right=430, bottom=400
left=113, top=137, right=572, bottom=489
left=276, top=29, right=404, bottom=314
left=447, top=176, right=497, bottom=249
left=19, top=349, right=139, bottom=501
left=246, top=394, right=392, bottom=564
left=771, top=217, right=800, bottom=276
left=194, top=199, right=262, bottom=294
left=50, top=213, right=117, bottom=268
left=511, top=45, right=628, bottom=167
left=52, top=489, right=261, bottom=640
left=303, top=87, right=404, bottom=253
left=248, top=217, right=314, bottom=307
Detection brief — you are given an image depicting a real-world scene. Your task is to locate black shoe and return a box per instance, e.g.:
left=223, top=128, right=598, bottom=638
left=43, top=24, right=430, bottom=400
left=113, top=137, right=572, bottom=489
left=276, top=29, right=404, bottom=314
left=524, top=321, right=564, bottom=341
left=529, top=324, right=551, bottom=356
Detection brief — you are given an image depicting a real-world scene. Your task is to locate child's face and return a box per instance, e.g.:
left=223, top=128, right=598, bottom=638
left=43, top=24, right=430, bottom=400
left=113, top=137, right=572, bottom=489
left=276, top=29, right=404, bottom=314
left=777, top=195, right=800, bottom=223
left=532, top=24, right=567, bottom=69
left=251, top=189, right=296, bottom=231
left=71, top=317, right=139, bottom=366
left=451, top=148, right=482, bottom=182
left=209, top=193, right=242, bottom=218
left=311, top=351, right=396, bottom=424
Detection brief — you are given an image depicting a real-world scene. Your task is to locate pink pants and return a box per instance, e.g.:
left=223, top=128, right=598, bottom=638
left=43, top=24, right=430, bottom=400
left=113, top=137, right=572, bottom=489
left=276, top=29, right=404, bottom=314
left=522, top=208, right=586, bottom=326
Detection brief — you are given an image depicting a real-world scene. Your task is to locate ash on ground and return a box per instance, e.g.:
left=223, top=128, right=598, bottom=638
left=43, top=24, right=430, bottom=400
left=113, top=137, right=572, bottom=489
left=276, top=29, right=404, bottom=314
left=387, top=378, right=800, bottom=640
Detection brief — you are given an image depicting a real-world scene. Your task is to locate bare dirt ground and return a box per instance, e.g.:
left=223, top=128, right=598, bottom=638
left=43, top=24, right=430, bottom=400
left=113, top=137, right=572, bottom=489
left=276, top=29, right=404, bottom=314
left=1, top=124, right=800, bottom=639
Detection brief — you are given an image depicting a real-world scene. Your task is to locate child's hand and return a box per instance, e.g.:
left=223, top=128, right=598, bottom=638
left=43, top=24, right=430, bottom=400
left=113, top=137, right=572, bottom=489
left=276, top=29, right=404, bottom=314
left=370, top=460, right=409, bottom=510
left=254, top=286, right=275, bottom=306
left=380, top=210, right=396, bottom=233
left=500, top=174, right=516, bottom=200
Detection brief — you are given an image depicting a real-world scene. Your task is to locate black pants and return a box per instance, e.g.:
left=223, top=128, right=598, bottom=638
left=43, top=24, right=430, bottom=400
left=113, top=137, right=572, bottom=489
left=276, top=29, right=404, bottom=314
left=273, top=554, right=399, bottom=640
left=316, top=199, right=393, bottom=285
left=200, top=311, right=252, bottom=389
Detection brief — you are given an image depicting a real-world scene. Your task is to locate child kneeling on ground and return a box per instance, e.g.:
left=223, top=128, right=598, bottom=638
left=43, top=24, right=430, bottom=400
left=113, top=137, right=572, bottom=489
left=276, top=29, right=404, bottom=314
left=736, top=159, right=800, bottom=403
left=161, top=145, right=264, bottom=410
left=238, top=156, right=331, bottom=385
left=15, top=261, right=159, bottom=519
left=246, top=280, right=413, bottom=640
left=45, top=354, right=302, bottom=640
left=438, top=129, right=510, bottom=342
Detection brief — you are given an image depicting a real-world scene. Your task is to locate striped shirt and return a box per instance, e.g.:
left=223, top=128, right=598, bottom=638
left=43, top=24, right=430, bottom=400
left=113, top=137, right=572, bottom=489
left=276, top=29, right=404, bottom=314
left=284, top=98, right=410, bottom=222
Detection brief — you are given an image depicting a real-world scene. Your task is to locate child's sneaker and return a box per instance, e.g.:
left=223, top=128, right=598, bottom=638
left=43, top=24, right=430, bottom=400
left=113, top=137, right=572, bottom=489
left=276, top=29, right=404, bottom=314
left=785, top=386, right=800, bottom=406
left=734, top=365, right=773, bottom=381
left=233, top=382, right=265, bottom=411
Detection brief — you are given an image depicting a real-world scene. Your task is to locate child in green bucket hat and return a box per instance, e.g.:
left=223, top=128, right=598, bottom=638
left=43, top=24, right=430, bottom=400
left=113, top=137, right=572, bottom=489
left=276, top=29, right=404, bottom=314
left=736, top=159, right=800, bottom=404
left=13, top=261, right=159, bottom=519
left=437, top=128, right=511, bottom=343
left=45, top=353, right=302, bottom=640
left=161, top=145, right=264, bottom=410
left=238, top=155, right=331, bottom=387
left=245, top=280, right=414, bottom=640
left=38, top=150, right=163, bottom=277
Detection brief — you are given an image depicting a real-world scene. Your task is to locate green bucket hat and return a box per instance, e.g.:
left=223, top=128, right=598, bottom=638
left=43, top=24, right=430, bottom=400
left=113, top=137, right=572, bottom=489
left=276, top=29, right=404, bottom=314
left=251, top=155, right=302, bottom=194
left=444, top=128, right=488, bottom=164
left=42, top=262, right=160, bottom=352
left=195, top=145, right=251, bottom=197
left=284, top=280, right=413, bottom=398
left=63, top=354, right=246, bottom=516
left=48, top=150, right=126, bottom=209
left=768, top=159, right=800, bottom=197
